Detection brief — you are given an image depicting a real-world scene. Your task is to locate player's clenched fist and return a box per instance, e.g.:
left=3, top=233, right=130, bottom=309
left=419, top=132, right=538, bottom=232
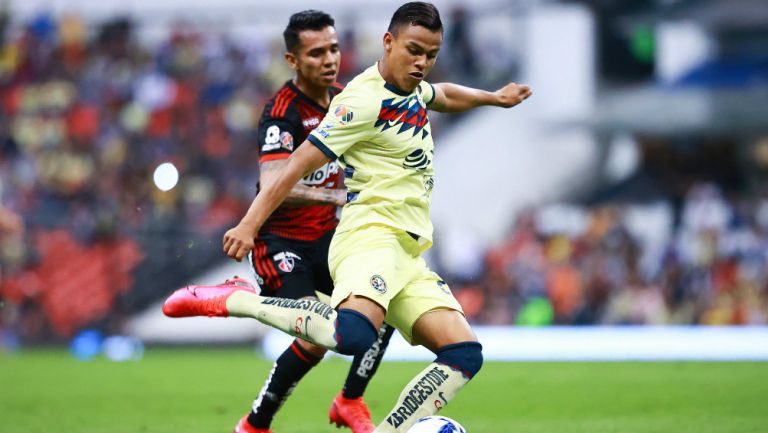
left=494, top=82, right=532, bottom=108
left=223, top=224, right=255, bottom=261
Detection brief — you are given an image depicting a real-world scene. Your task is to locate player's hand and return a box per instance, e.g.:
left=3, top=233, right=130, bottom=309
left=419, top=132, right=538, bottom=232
left=493, top=82, right=532, bottom=108
left=223, top=223, right=255, bottom=262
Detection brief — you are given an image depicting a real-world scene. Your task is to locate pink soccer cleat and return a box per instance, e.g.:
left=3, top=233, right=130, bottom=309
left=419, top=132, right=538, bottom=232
left=162, top=277, right=256, bottom=318
left=233, top=415, right=273, bottom=433
left=329, top=392, right=376, bottom=433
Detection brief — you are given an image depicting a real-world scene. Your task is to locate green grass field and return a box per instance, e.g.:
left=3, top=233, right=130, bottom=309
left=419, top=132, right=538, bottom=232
left=1, top=348, right=766, bottom=433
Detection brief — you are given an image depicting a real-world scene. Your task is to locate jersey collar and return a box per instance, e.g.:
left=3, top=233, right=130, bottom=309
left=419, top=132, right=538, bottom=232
left=374, top=61, right=414, bottom=96
left=384, top=82, right=412, bottom=96
left=286, top=79, right=338, bottom=113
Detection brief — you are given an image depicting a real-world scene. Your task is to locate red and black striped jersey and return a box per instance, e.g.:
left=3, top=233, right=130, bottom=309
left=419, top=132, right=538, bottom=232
left=257, top=80, right=345, bottom=241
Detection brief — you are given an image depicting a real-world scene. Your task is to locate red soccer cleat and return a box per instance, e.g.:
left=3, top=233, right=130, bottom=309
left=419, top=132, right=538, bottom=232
left=162, top=277, right=256, bottom=318
left=233, top=415, right=273, bottom=433
left=329, top=392, right=376, bottom=433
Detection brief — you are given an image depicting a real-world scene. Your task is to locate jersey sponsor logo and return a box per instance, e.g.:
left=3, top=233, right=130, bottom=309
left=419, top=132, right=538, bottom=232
left=385, top=366, right=451, bottom=428
left=334, top=105, right=354, bottom=124
left=279, top=131, right=293, bottom=151
left=403, top=148, right=432, bottom=170
left=370, top=275, right=387, bottom=294
left=273, top=251, right=301, bottom=273
left=301, top=161, right=339, bottom=186
left=375, top=95, right=429, bottom=139
left=302, top=117, right=320, bottom=128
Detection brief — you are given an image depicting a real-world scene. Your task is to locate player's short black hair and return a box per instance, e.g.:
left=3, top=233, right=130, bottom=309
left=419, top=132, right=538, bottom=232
left=387, top=2, right=443, bottom=36
left=283, top=10, right=335, bottom=52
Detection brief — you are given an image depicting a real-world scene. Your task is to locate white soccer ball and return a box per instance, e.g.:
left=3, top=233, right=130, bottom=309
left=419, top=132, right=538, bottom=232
left=406, top=416, right=466, bottom=433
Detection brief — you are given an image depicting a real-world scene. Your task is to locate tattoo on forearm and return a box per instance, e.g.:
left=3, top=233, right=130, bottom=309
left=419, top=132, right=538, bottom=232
left=260, top=159, right=345, bottom=207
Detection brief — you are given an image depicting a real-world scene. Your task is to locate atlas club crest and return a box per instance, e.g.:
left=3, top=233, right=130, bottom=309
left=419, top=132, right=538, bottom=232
left=274, top=252, right=301, bottom=273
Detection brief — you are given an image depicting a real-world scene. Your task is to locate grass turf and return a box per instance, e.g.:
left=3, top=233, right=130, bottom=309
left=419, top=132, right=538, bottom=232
left=1, top=348, right=766, bottom=433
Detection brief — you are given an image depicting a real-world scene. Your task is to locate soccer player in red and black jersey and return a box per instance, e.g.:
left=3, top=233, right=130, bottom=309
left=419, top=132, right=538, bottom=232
left=234, top=10, right=394, bottom=433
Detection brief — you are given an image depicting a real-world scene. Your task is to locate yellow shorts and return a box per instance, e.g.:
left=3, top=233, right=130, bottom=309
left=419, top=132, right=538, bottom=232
left=328, top=224, right=464, bottom=344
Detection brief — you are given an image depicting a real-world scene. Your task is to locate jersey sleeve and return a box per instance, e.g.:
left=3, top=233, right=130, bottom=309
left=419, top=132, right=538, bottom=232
left=419, top=81, right=436, bottom=107
left=258, top=118, right=298, bottom=163
left=307, top=89, right=378, bottom=161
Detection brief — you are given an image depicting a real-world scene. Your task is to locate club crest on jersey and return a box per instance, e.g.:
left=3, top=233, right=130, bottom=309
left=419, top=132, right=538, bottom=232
left=280, top=131, right=293, bottom=151
left=334, top=105, right=354, bottom=124
left=375, top=95, right=429, bottom=139
left=370, top=275, right=387, bottom=294
left=274, top=251, right=301, bottom=273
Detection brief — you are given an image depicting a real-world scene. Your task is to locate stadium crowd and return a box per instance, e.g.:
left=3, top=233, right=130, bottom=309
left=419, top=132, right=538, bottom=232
left=0, top=13, right=267, bottom=339
left=447, top=183, right=768, bottom=326
left=0, top=10, right=472, bottom=340
left=0, top=11, right=765, bottom=342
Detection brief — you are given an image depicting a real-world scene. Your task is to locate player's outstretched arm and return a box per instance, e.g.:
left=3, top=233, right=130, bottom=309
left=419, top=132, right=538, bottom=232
left=260, top=159, right=347, bottom=207
left=223, top=142, right=331, bottom=261
left=429, top=82, right=532, bottom=113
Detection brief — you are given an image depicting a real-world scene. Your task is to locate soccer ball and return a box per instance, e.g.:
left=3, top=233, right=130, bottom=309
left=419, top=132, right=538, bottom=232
left=406, top=416, right=466, bottom=433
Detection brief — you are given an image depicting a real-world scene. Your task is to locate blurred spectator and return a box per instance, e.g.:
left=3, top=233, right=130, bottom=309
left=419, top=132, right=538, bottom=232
left=1, top=7, right=765, bottom=342
left=0, top=12, right=263, bottom=339
left=447, top=182, right=768, bottom=326
left=337, top=27, right=360, bottom=84
left=0, top=8, right=501, bottom=341
left=445, top=7, right=477, bottom=83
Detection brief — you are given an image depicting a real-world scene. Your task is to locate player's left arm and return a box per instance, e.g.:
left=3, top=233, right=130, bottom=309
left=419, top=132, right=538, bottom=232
left=428, top=82, right=532, bottom=113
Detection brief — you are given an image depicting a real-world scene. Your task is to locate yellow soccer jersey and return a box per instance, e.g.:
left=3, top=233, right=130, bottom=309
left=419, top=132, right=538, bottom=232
left=307, top=63, right=437, bottom=250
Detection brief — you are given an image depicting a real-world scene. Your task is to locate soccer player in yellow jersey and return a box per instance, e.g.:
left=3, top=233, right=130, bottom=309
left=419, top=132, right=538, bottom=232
left=164, top=2, right=531, bottom=432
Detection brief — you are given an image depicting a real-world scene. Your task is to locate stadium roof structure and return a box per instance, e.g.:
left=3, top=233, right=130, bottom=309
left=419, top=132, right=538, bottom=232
left=582, top=0, right=768, bottom=137
left=612, top=0, right=768, bottom=32
left=591, top=86, right=768, bottom=137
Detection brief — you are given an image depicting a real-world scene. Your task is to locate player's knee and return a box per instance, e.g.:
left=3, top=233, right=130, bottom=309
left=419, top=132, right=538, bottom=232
left=435, top=341, right=483, bottom=379
left=334, top=309, right=378, bottom=356
left=295, top=338, right=327, bottom=358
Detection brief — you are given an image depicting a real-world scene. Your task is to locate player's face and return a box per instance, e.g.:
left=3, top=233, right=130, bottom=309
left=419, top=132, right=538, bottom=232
left=287, top=26, right=341, bottom=88
left=383, top=24, right=442, bottom=92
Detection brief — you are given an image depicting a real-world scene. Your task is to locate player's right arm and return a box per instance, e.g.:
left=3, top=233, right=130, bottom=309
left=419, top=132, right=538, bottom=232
left=224, top=142, right=332, bottom=261
left=260, top=159, right=346, bottom=207
left=225, top=87, right=376, bottom=261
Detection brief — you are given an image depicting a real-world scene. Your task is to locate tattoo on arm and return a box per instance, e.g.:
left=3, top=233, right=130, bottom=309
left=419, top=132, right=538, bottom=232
left=261, top=159, right=346, bottom=207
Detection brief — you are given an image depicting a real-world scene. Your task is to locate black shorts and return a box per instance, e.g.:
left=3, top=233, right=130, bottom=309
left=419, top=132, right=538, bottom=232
left=249, top=230, right=334, bottom=300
